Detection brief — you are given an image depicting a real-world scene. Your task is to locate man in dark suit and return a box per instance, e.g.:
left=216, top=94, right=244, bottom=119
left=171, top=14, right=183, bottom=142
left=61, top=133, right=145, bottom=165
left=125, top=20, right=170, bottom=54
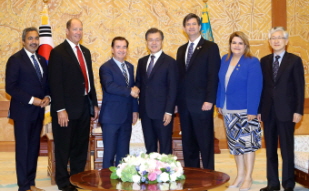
left=5, top=27, right=49, bottom=191
left=48, top=18, right=98, bottom=191
left=135, top=28, right=178, bottom=154
left=99, top=36, right=139, bottom=168
left=176, top=13, right=221, bottom=170
left=258, top=27, right=305, bottom=191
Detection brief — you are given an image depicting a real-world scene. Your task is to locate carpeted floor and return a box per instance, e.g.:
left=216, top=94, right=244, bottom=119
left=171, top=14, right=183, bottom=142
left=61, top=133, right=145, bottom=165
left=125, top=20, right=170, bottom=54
left=0, top=149, right=308, bottom=191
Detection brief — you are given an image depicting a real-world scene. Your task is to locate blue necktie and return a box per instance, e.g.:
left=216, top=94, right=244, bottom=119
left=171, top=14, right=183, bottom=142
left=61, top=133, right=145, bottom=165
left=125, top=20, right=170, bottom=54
left=121, top=63, right=129, bottom=87
left=272, top=55, right=280, bottom=81
left=147, top=55, right=155, bottom=77
left=186, top=42, right=194, bottom=70
left=31, top=55, right=43, bottom=83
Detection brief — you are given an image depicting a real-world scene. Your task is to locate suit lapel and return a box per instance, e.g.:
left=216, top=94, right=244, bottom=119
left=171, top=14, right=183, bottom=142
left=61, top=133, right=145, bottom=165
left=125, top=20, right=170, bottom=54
left=63, top=40, right=84, bottom=76
left=265, top=54, right=274, bottom=83
left=275, top=52, right=289, bottom=82
left=148, top=52, right=165, bottom=79
left=21, top=49, right=42, bottom=84
left=180, top=43, right=188, bottom=71
left=187, top=38, right=204, bottom=70
left=141, top=56, right=149, bottom=83
left=110, top=59, right=128, bottom=85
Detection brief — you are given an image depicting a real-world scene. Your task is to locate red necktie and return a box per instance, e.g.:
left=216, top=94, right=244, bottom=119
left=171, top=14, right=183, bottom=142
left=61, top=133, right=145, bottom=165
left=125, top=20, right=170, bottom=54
left=76, top=46, right=89, bottom=93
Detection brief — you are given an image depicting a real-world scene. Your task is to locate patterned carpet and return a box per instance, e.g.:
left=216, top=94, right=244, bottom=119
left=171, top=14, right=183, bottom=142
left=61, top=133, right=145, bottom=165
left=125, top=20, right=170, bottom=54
left=0, top=149, right=308, bottom=191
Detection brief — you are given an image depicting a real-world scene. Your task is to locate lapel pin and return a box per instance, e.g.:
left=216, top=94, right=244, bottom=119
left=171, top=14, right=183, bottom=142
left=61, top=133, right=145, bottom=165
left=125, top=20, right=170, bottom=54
left=197, top=46, right=202, bottom=50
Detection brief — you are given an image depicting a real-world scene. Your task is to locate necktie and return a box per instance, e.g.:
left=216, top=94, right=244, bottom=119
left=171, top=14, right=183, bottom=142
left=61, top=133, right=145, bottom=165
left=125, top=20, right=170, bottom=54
left=76, top=46, right=89, bottom=93
left=272, top=55, right=280, bottom=81
left=147, top=55, right=155, bottom=77
left=186, top=42, right=194, bottom=70
left=121, top=63, right=129, bottom=87
left=31, top=55, right=43, bottom=83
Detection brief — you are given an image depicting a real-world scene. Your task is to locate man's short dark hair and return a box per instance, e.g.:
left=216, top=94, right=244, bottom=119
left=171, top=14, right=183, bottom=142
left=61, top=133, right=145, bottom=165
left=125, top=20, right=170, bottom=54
left=183, top=13, right=201, bottom=27
left=145, top=28, right=164, bottom=40
left=111, top=36, right=129, bottom=47
left=22, top=27, right=39, bottom=42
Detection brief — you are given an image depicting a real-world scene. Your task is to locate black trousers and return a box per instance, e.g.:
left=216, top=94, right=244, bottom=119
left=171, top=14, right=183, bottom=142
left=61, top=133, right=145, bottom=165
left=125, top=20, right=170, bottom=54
left=141, top=113, right=173, bottom=154
left=52, top=96, right=90, bottom=189
left=263, top=106, right=295, bottom=189
left=14, top=118, right=43, bottom=191
left=178, top=107, right=214, bottom=170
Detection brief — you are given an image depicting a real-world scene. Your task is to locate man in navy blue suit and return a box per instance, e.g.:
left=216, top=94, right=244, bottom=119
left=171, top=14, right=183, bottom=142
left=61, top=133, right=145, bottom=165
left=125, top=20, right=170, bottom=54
left=5, top=27, right=50, bottom=191
left=135, top=28, right=178, bottom=154
left=99, top=36, right=139, bottom=168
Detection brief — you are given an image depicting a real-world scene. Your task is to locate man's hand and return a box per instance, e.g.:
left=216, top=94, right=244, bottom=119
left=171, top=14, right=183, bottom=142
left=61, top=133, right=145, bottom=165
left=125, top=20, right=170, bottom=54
left=57, top=110, right=69, bottom=127
left=163, top=114, right=172, bottom=126
left=132, top=112, right=139, bottom=125
left=293, top=113, right=302, bottom=123
left=33, top=97, right=42, bottom=107
left=131, top=86, right=140, bottom=98
left=201, top=102, right=213, bottom=111
left=40, top=97, right=50, bottom=108
left=91, top=106, right=99, bottom=121
left=218, top=108, right=222, bottom=114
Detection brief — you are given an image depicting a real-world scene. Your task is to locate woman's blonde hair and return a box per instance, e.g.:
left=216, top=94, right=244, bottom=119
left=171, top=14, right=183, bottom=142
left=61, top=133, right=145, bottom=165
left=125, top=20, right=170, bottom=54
left=226, top=31, right=253, bottom=60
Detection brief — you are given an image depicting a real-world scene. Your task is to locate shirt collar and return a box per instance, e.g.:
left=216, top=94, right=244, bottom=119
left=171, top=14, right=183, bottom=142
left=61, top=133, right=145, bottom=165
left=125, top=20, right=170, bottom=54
left=24, top=48, right=36, bottom=59
left=66, top=39, right=80, bottom=50
left=189, top=35, right=201, bottom=45
left=150, top=49, right=163, bottom=59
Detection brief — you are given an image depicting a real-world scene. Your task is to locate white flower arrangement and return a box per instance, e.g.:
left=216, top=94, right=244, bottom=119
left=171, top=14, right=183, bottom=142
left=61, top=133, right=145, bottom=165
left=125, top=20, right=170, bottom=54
left=110, top=152, right=185, bottom=184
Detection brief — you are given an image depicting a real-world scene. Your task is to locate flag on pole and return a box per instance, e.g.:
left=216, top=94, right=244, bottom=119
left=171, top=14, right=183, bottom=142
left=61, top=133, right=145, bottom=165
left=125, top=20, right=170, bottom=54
left=38, top=3, right=54, bottom=126
left=37, top=3, right=54, bottom=63
left=201, top=2, right=214, bottom=42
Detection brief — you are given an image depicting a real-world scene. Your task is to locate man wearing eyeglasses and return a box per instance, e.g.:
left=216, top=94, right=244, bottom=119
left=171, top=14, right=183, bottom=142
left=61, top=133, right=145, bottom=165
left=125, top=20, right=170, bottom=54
left=258, top=26, right=305, bottom=191
left=135, top=28, right=178, bottom=154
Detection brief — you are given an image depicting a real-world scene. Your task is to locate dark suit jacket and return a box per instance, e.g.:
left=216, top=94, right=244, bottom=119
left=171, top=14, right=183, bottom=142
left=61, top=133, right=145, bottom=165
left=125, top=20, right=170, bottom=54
left=48, top=40, right=98, bottom=119
left=135, top=52, right=178, bottom=119
left=259, top=52, right=305, bottom=122
left=176, top=38, right=221, bottom=113
left=98, top=58, right=138, bottom=124
left=5, top=48, right=49, bottom=121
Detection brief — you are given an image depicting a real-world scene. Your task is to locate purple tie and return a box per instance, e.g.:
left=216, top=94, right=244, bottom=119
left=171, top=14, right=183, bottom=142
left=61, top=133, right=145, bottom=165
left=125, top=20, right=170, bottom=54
left=31, top=55, right=43, bottom=83
left=186, top=42, right=194, bottom=70
left=147, top=55, right=155, bottom=77
left=272, top=55, right=280, bottom=81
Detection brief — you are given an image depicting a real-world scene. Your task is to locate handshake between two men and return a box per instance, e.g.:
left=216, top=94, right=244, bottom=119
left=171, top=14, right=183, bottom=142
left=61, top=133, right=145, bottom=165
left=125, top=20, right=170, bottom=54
left=131, top=86, right=140, bottom=98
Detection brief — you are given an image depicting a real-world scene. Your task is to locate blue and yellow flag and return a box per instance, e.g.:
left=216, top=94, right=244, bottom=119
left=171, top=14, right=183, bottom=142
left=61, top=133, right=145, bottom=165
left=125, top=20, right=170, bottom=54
left=201, top=2, right=214, bottom=42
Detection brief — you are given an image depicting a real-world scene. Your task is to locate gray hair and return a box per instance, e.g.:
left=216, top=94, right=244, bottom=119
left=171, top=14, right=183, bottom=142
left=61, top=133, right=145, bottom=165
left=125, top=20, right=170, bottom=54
left=22, top=27, right=39, bottom=41
left=268, top=26, right=289, bottom=39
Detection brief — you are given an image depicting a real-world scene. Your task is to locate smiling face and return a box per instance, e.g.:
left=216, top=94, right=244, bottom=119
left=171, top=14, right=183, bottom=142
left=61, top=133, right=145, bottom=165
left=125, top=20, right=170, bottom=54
left=112, top=40, right=128, bottom=62
left=269, top=31, right=288, bottom=54
left=146, top=32, right=163, bottom=54
left=23, top=31, right=39, bottom=53
left=66, top=19, right=83, bottom=45
left=230, top=36, right=246, bottom=56
left=183, top=18, right=201, bottom=40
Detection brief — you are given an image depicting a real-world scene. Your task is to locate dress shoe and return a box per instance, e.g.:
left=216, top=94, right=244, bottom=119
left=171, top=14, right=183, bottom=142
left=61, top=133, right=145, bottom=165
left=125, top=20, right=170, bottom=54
left=284, top=188, right=294, bottom=191
left=30, top=186, right=45, bottom=191
left=260, top=186, right=280, bottom=191
left=61, top=185, right=78, bottom=191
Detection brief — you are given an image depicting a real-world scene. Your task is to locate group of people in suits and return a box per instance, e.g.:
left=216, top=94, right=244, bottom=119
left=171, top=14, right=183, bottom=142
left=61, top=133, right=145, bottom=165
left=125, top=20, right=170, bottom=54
left=5, top=12, right=304, bottom=191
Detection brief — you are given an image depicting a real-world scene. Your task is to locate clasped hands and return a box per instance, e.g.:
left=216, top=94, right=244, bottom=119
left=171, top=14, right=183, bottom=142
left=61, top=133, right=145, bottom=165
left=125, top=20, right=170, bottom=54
left=33, top=96, right=50, bottom=108
left=131, top=86, right=140, bottom=98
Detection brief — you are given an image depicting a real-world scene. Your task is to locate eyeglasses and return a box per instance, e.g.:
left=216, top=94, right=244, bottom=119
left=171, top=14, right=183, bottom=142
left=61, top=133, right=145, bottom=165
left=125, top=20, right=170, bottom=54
left=270, top=37, right=286, bottom=40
